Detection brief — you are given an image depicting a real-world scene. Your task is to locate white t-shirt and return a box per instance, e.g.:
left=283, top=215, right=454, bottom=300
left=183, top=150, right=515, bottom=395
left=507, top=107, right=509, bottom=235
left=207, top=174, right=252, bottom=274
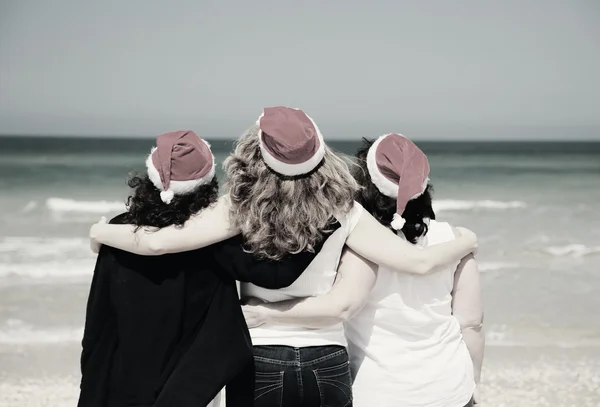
left=345, top=220, right=475, bottom=407
left=241, top=201, right=364, bottom=347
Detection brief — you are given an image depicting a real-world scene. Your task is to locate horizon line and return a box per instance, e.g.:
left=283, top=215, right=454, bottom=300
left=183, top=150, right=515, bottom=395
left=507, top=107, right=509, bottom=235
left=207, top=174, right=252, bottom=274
left=1, top=133, right=599, bottom=143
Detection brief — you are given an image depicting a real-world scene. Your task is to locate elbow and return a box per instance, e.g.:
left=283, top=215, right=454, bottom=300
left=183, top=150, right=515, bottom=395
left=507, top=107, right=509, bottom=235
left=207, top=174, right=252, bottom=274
left=146, top=239, right=167, bottom=256
left=457, top=313, right=484, bottom=332
left=334, top=302, right=358, bottom=323
left=413, top=257, right=434, bottom=276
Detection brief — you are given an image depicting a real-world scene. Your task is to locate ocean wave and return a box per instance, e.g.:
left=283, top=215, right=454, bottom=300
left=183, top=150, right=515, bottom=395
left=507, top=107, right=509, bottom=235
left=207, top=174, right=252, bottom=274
left=46, top=197, right=125, bottom=214
left=433, top=199, right=526, bottom=212
left=21, top=200, right=38, bottom=213
left=543, top=244, right=600, bottom=258
left=42, top=197, right=526, bottom=215
left=0, top=320, right=83, bottom=344
left=0, top=237, right=94, bottom=280
left=0, top=261, right=94, bottom=280
left=478, top=262, right=519, bottom=272
left=0, top=237, right=90, bottom=258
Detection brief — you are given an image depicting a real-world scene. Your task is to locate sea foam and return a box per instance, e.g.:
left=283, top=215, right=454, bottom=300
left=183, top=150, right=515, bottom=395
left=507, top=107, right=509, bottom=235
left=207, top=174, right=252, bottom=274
left=434, top=199, right=526, bottom=212
left=478, top=262, right=519, bottom=272
left=0, top=237, right=89, bottom=258
left=543, top=244, right=600, bottom=258
left=0, top=261, right=94, bottom=280
left=43, top=197, right=527, bottom=215
left=46, top=197, right=125, bottom=214
left=0, top=237, right=94, bottom=281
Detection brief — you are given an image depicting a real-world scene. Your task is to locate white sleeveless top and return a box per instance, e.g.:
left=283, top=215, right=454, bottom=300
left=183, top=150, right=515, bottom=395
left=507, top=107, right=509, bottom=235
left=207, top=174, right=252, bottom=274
left=345, top=220, right=475, bottom=407
left=241, top=201, right=364, bottom=347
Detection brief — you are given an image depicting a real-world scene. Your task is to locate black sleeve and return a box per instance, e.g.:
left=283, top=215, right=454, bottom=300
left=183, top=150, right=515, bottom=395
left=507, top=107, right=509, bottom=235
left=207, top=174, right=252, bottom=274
left=80, top=247, right=114, bottom=373
left=212, top=221, right=341, bottom=289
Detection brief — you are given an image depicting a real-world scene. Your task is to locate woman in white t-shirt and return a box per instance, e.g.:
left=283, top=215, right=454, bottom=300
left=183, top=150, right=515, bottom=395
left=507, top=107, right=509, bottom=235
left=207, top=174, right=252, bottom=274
left=244, top=134, right=484, bottom=407
left=90, top=111, right=478, bottom=407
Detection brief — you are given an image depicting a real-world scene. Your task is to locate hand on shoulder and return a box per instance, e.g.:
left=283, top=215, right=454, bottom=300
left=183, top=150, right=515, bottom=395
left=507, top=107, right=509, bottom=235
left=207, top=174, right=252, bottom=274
left=89, top=216, right=108, bottom=254
left=241, top=297, right=267, bottom=328
left=454, top=226, right=478, bottom=256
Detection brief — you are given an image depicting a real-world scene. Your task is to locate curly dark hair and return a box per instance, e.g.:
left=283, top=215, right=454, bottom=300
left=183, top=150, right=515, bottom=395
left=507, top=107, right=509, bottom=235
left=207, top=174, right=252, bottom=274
left=353, top=138, right=436, bottom=244
left=120, top=174, right=219, bottom=230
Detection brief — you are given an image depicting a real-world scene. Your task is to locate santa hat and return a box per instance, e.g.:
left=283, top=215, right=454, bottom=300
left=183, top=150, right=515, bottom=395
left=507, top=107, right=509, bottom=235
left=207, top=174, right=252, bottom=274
left=145, top=130, right=216, bottom=204
left=257, top=106, right=326, bottom=176
left=366, top=133, right=430, bottom=230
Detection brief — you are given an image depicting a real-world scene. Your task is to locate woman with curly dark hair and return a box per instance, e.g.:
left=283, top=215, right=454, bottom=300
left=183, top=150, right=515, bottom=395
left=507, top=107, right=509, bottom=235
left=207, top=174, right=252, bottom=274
left=79, top=130, right=323, bottom=407
left=348, top=135, right=484, bottom=407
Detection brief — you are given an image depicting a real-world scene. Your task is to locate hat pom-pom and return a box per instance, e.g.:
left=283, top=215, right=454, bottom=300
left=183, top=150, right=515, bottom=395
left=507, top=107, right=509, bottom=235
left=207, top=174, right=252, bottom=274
left=160, top=189, right=175, bottom=204
left=391, top=213, right=406, bottom=230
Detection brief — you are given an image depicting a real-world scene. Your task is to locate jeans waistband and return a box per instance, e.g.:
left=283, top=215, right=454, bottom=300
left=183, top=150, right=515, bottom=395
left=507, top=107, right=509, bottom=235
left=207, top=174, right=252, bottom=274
left=253, top=345, right=347, bottom=367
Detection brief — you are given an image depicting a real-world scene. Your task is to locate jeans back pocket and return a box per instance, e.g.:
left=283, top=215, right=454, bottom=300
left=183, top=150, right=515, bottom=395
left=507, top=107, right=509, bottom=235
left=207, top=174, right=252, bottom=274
left=254, top=369, right=284, bottom=407
left=313, top=361, right=353, bottom=407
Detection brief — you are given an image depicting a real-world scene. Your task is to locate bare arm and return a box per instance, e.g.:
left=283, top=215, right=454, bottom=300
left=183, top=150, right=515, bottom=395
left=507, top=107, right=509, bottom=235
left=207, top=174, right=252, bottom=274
left=452, top=253, right=485, bottom=385
left=89, top=195, right=237, bottom=255
left=345, top=210, right=477, bottom=276
left=242, top=249, right=377, bottom=329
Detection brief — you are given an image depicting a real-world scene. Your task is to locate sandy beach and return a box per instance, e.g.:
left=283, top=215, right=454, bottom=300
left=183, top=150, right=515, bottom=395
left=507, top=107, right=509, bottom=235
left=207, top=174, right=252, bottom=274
left=2, top=342, right=599, bottom=406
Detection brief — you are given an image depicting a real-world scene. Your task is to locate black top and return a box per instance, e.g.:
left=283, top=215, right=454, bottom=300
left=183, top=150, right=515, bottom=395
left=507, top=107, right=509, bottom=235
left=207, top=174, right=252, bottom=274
left=78, top=214, right=338, bottom=407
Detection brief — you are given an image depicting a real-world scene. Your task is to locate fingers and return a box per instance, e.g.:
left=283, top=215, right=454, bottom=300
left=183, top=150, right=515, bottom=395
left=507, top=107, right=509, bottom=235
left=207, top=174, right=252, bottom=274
left=455, top=226, right=478, bottom=254
left=90, top=240, right=101, bottom=254
left=89, top=221, right=104, bottom=254
left=241, top=304, right=265, bottom=328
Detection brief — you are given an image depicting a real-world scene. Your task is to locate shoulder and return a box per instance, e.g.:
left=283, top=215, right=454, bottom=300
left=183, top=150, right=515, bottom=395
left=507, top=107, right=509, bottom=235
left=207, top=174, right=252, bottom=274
left=95, top=244, right=117, bottom=268
left=426, top=220, right=456, bottom=242
left=350, top=200, right=364, bottom=215
left=109, top=213, right=129, bottom=225
left=210, top=235, right=246, bottom=257
left=101, top=213, right=130, bottom=257
left=341, top=201, right=364, bottom=229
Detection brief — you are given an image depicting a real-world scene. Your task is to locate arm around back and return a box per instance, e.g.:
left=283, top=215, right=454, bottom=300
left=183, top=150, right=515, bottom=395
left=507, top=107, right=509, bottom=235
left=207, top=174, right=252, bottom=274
left=212, top=225, right=337, bottom=289
left=345, top=210, right=477, bottom=276
left=90, top=195, right=238, bottom=256
left=242, top=248, right=377, bottom=329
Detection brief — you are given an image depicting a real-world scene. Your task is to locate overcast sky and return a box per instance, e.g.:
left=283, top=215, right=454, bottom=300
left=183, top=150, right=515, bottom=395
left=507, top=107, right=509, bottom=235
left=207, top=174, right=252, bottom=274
left=1, top=0, right=599, bottom=140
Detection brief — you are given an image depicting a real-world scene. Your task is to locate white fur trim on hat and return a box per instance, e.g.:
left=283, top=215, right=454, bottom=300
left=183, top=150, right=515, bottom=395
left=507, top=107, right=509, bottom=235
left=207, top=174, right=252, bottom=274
left=145, top=139, right=216, bottom=203
left=391, top=213, right=406, bottom=230
left=160, top=190, right=175, bottom=204
left=389, top=176, right=430, bottom=231
left=366, top=134, right=400, bottom=198
left=256, top=111, right=326, bottom=177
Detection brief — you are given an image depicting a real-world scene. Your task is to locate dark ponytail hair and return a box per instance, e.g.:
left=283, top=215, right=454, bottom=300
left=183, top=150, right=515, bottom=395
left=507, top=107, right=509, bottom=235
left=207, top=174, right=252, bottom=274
left=353, top=138, right=436, bottom=244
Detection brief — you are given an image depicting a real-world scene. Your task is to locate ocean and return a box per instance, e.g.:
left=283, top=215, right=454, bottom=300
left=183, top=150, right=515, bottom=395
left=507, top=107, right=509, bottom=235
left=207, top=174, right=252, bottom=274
left=1, top=136, right=600, bottom=406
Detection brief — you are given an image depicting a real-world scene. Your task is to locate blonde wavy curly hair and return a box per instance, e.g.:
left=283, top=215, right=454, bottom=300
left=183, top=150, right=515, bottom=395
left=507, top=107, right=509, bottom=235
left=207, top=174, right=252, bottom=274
left=224, top=124, right=359, bottom=260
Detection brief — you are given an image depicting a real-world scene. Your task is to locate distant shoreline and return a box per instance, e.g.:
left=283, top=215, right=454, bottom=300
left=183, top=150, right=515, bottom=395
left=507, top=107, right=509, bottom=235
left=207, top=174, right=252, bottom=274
left=1, top=123, right=600, bottom=143
left=2, top=135, right=600, bottom=156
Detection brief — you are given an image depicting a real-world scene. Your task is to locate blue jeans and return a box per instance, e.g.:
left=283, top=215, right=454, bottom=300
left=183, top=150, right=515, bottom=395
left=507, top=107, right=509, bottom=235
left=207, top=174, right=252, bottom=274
left=253, top=345, right=352, bottom=407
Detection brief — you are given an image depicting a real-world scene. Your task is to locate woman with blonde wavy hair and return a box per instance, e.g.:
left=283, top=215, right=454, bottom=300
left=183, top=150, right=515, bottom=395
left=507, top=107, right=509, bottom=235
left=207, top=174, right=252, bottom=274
left=89, top=106, right=477, bottom=407
left=242, top=135, right=484, bottom=407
